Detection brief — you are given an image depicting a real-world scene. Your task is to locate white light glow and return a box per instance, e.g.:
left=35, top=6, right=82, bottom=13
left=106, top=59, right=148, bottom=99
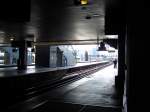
left=105, top=35, right=118, bottom=39
left=73, top=45, right=96, bottom=51
left=10, top=38, right=14, bottom=41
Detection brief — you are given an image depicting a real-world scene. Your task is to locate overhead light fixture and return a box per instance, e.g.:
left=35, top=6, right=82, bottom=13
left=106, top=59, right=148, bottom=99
left=74, top=0, right=88, bottom=6
left=10, top=37, right=15, bottom=41
left=93, top=13, right=101, bottom=17
left=10, top=38, right=14, bottom=41
left=81, top=0, right=88, bottom=5
left=105, top=35, right=118, bottom=39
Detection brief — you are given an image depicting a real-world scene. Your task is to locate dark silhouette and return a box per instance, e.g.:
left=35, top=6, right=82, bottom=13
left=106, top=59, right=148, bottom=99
left=113, top=59, right=117, bottom=68
left=85, top=51, right=88, bottom=61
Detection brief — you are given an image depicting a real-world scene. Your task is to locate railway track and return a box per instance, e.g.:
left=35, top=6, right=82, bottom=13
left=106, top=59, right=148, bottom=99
left=5, top=62, right=115, bottom=112
left=23, top=62, right=112, bottom=99
left=1, top=62, right=113, bottom=110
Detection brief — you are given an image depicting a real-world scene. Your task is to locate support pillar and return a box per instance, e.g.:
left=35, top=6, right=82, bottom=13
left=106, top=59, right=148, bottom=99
left=17, top=40, right=27, bottom=70
left=35, top=46, right=64, bottom=68
left=35, top=45, right=50, bottom=67
left=115, top=31, right=125, bottom=97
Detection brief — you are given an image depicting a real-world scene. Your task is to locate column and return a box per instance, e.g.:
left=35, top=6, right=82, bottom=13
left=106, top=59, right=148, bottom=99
left=35, top=45, right=50, bottom=67
left=17, top=40, right=27, bottom=70
left=115, top=31, right=125, bottom=93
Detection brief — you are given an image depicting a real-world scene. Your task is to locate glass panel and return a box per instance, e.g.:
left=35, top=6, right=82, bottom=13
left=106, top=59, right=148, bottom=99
left=0, top=47, right=19, bottom=66
left=0, top=46, right=35, bottom=67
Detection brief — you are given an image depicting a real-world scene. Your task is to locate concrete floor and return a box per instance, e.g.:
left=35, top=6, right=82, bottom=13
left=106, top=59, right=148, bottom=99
left=6, top=65, right=121, bottom=112
left=45, top=64, right=120, bottom=107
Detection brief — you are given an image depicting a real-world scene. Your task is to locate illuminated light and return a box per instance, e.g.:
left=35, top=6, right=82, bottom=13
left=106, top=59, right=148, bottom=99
left=93, top=14, right=101, bottom=17
left=81, top=0, right=88, bottom=5
left=105, top=35, right=118, bottom=39
left=10, top=36, right=15, bottom=41
left=10, top=38, right=14, bottom=41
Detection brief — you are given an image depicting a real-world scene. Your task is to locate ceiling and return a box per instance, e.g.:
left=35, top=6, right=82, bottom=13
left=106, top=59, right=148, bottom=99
left=0, top=0, right=118, bottom=45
